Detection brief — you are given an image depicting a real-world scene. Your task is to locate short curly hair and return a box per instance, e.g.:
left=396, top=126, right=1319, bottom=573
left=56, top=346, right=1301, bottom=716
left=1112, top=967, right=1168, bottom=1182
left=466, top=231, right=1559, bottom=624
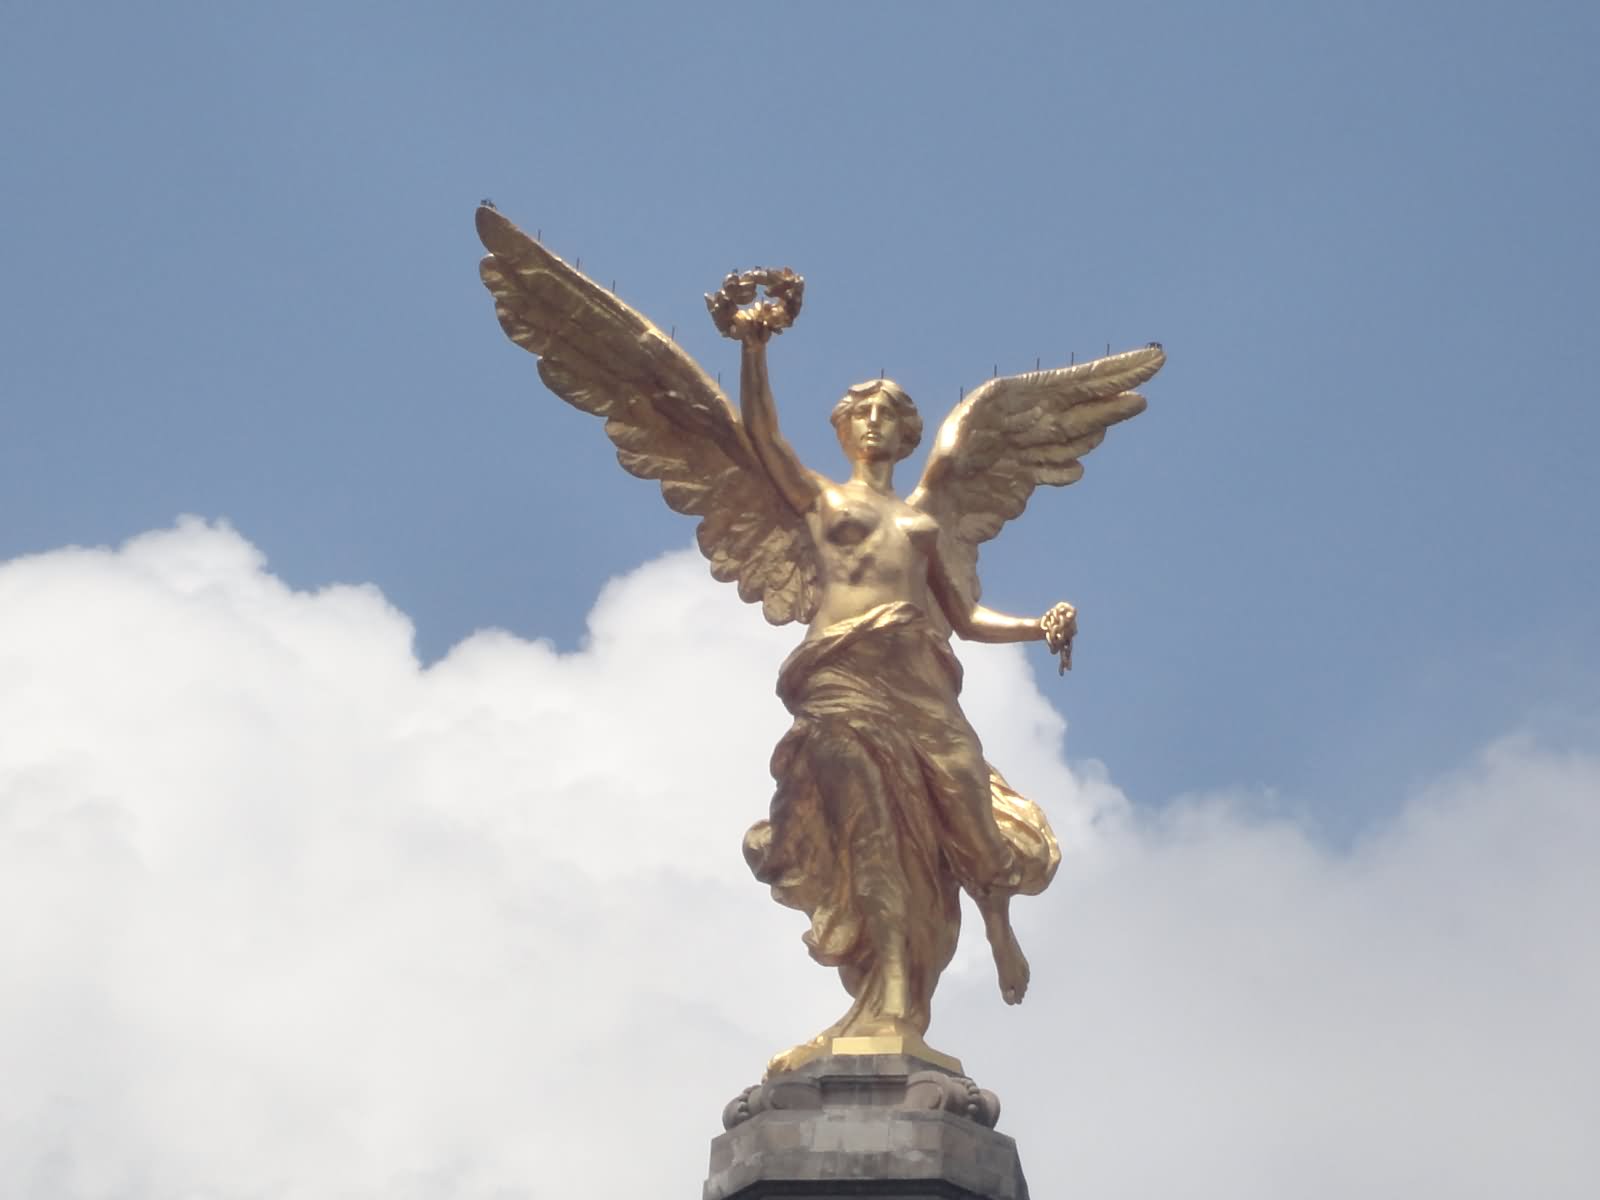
left=829, top=380, right=923, bottom=462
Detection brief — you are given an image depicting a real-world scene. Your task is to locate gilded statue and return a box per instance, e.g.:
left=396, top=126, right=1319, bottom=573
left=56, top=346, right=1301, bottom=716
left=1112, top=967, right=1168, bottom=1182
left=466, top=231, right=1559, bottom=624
left=475, top=206, right=1164, bottom=1075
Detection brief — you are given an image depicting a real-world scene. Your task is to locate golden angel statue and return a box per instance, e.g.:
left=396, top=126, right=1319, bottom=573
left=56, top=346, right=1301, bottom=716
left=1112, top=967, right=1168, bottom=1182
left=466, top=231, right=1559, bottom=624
left=476, top=206, right=1164, bottom=1074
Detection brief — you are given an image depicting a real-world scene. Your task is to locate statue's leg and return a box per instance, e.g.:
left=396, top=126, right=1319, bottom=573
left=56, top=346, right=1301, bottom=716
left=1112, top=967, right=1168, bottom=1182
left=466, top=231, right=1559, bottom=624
left=804, top=723, right=913, bottom=1035
left=930, top=733, right=1032, bottom=1004
left=926, top=743, right=1021, bottom=893
left=976, top=890, right=1031, bottom=1005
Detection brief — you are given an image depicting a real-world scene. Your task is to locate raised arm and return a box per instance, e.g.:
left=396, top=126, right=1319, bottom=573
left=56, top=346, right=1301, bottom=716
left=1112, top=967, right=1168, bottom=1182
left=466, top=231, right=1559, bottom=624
left=736, top=328, right=821, bottom=517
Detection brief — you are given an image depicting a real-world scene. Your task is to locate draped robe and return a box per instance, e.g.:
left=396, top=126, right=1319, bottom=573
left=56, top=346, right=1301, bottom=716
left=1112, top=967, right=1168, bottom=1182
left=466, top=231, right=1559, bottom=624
left=743, top=601, right=1060, bottom=1037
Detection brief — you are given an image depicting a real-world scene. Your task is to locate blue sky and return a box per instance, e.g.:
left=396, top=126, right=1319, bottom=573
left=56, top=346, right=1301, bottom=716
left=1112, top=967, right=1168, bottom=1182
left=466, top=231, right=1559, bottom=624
left=4, top=3, right=1597, bottom=823
left=4, top=6, right=1600, bottom=1196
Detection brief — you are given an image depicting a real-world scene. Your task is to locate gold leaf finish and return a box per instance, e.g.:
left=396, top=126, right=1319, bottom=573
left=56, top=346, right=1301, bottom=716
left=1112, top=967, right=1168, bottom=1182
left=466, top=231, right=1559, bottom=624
left=475, top=208, right=1165, bottom=1075
left=477, top=207, right=819, bottom=625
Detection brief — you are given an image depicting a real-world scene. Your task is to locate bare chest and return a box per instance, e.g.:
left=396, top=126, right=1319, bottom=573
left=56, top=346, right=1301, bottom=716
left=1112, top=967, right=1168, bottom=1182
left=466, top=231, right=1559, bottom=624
left=810, top=487, right=939, bottom=583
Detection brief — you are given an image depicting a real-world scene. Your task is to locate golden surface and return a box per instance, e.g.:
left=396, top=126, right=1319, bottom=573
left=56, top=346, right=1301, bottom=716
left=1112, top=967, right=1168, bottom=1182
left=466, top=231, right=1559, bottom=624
left=786, top=1034, right=964, bottom=1076
left=476, top=209, right=1164, bottom=1076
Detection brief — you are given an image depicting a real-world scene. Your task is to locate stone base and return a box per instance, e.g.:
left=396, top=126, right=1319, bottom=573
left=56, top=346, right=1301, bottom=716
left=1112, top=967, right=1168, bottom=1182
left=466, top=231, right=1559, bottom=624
left=705, top=1055, right=1026, bottom=1200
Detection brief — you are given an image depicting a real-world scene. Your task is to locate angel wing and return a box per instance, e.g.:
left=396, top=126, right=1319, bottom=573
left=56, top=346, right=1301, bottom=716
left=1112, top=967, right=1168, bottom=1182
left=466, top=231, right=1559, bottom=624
left=907, top=345, right=1166, bottom=628
left=476, top=206, right=820, bottom=624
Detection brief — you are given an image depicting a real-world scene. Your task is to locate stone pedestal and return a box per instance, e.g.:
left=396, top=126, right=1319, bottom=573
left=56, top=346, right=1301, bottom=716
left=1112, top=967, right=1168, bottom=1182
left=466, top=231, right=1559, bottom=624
left=705, top=1055, right=1027, bottom=1200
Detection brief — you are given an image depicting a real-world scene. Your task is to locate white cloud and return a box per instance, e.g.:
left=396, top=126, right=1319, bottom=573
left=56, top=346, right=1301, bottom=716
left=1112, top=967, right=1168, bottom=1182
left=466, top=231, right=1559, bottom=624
left=1, top=519, right=1595, bottom=1198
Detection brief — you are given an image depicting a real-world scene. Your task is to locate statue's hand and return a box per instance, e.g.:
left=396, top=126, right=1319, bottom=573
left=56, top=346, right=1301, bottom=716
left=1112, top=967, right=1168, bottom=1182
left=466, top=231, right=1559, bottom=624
left=730, top=307, right=773, bottom=344
left=1041, top=601, right=1076, bottom=674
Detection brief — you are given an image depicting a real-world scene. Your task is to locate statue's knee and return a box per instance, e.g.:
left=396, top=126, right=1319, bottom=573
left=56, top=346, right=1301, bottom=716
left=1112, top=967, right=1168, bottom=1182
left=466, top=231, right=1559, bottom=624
left=945, top=763, right=994, bottom=819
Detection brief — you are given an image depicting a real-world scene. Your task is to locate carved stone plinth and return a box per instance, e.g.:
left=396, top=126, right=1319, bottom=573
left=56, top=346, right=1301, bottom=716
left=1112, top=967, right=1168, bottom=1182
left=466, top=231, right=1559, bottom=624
left=705, top=1055, right=1026, bottom=1200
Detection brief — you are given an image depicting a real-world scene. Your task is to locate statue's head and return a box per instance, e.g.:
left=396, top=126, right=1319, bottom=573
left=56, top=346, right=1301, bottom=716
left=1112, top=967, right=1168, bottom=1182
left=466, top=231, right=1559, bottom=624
left=830, top=380, right=923, bottom=465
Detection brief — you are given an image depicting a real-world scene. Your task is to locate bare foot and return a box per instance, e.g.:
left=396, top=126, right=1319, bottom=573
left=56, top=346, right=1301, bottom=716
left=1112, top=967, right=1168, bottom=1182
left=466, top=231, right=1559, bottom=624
left=978, top=893, right=1031, bottom=1004
left=990, top=923, right=1031, bottom=1005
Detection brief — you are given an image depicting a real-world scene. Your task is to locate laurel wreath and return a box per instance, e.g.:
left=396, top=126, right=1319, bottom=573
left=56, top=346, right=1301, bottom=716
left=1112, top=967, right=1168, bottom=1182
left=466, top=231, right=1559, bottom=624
left=704, top=267, right=805, bottom=340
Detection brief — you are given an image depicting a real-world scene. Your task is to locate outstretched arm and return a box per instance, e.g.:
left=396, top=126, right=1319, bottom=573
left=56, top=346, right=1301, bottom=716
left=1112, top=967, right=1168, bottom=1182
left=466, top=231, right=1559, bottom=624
left=928, top=540, right=1077, bottom=655
left=736, top=328, right=821, bottom=517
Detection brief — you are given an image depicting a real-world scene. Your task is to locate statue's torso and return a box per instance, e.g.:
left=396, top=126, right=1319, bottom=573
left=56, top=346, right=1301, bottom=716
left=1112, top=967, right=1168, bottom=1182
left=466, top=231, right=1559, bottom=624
left=805, top=481, right=940, bottom=637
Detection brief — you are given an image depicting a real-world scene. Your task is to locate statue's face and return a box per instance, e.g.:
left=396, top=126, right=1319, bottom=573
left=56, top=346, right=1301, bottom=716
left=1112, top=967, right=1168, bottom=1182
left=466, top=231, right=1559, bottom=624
left=840, top=394, right=901, bottom=463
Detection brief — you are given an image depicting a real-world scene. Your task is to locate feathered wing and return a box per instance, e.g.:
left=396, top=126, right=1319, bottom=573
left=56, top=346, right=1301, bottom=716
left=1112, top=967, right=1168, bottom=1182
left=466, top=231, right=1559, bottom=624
left=476, top=206, right=819, bottom=625
left=907, top=345, right=1166, bottom=628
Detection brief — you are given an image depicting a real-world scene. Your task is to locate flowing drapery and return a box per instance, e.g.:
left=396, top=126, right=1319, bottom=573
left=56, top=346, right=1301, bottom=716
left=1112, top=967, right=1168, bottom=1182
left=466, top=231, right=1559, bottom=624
left=744, top=602, right=1059, bottom=1038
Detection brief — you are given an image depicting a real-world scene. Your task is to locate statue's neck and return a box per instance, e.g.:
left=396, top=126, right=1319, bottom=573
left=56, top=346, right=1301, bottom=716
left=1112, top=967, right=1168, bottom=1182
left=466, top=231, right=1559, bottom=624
left=850, top=459, right=896, bottom=495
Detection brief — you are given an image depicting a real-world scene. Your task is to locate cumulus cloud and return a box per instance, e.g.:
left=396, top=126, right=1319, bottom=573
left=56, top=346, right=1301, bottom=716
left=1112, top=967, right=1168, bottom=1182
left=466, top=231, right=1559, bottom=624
left=0, top=520, right=1595, bottom=1198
